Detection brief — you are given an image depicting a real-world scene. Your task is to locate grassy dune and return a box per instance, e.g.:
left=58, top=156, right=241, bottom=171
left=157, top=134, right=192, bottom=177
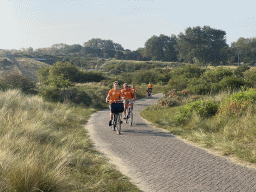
left=0, top=89, right=140, bottom=191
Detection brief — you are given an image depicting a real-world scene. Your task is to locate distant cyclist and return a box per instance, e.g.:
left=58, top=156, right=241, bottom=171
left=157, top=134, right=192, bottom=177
left=121, top=83, right=134, bottom=119
left=106, top=81, right=122, bottom=126
left=147, top=82, right=153, bottom=95
left=131, top=84, right=137, bottom=100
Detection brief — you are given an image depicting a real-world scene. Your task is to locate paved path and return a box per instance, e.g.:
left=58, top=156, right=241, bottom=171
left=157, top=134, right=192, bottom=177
left=85, top=93, right=256, bottom=192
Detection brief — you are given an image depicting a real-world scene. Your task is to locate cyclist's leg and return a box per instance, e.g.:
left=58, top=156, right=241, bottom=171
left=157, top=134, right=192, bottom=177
left=116, top=113, right=121, bottom=134
left=129, top=99, right=134, bottom=110
left=109, top=104, right=113, bottom=126
left=123, top=100, right=128, bottom=118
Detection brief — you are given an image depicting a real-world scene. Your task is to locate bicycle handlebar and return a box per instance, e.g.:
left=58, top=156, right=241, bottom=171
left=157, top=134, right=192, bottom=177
left=106, top=100, right=124, bottom=103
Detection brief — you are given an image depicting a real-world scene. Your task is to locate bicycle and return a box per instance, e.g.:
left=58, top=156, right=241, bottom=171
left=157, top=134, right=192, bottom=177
left=109, top=100, right=124, bottom=134
left=125, top=101, right=134, bottom=126
left=146, top=89, right=152, bottom=99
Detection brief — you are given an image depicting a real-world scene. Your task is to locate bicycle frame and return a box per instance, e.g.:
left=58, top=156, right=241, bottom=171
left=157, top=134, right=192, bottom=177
left=108, top=100, right=123, bottom=134
left=147, top=89, right=152, bottom=99
left=125, top=102, right=133, bottom=126
left=112, top=112, right=122, bottom=134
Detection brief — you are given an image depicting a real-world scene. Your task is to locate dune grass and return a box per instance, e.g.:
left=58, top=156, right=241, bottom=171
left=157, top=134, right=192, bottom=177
left=0, top=89, right=140, bottom=192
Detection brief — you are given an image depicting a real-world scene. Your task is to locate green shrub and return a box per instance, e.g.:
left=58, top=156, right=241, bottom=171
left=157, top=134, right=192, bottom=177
left=203, top=67, right=233, bottom=83
left=173, top=103, right=195, bottom=125
left=39, top=86, right=93, bottom=106
left=196, top=100, right=219, bottom=118
left=230, top=89, right=256, bottom=102
left=187, top=78, right=212, bottom=94
left=218, top=76, right=245, bottom=90
left=39, top=86, right=62, bottom=102
left=244, top=68, right=256, bottom=88
left=234, top=65, right=250, bottom=77
left=60, top=88, right=92, bottom=106
left=173, top=100, right=219, bottom=125
left=76, top=71, right=105, bottom=83
left=217, top=90, right=256, bottom=117
left=1, top=73, right=37, bottom=94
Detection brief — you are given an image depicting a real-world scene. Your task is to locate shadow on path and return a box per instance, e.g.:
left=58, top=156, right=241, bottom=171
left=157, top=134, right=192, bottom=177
left=121, top=129, right=175, bottom=137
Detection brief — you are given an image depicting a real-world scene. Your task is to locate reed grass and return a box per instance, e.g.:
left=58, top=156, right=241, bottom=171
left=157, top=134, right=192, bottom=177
left=0, top=89, right=140, bottom=191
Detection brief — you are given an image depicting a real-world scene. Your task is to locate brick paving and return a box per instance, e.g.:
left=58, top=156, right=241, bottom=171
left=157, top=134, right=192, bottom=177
left=85, top=93, right=256, bottom=192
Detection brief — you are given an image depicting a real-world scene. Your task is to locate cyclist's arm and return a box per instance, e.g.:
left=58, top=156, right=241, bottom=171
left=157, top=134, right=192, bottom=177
left=106, top=95, right=110, bottom=103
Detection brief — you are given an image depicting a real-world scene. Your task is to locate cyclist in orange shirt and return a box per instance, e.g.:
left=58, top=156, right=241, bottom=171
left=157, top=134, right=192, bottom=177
left=121, top=83, right=134, bottom=119
left=147, top=81, right=153, bottom=94
left=131, top=84, right=137, bottom=100
left=106, top=81, right=122, bottom=126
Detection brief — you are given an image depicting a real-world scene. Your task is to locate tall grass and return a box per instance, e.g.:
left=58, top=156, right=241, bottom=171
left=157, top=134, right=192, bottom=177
left=0, top=89, right=140, bottom=191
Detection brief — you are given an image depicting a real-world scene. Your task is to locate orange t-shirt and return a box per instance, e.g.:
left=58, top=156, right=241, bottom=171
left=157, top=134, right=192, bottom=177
left=131, top=86, right=136, bottom=92
left=121, top=88, right=134, bottom=99
left=108, top=89, right=122, bottom=103
left=148, top=84, right=153, bottom=88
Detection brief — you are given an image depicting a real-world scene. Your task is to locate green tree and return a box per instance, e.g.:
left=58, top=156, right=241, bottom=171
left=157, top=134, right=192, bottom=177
left=83, top=38, right=124, bottom=51
left=230, top=37, right=256, bottom=64
left=115, top=51, right=125, bottom=60
left=175, top=26, right=228, bottom=66
left=144, top=34, right=178, bottom=61
left=38, top=61, right=78, bottom=88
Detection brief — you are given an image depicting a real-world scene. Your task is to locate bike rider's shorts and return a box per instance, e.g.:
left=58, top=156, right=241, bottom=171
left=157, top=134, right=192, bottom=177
left=123, top=99, right=133, bottom=106
left=148, top=88, right=152, bottom=92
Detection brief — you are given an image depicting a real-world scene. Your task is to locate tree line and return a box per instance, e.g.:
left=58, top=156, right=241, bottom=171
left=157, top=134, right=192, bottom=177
left=8, top=25, right=256, bottom=66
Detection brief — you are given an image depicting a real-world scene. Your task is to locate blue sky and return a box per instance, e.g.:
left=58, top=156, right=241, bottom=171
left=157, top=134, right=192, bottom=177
left=1, top=0, right=256, bottom=51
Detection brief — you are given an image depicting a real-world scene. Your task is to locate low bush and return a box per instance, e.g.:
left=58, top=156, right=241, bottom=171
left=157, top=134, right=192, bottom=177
left=39, top=86, right=93, bottom=106
left=60, top=88, right=92, bottom=106
left=173, top=100, right=219, bottom=125
left=1, top=73, right=37, bottom=94
left=217, top=89, right=256, bottom=117
left=218, top=76, right=245, bottom=90
left=39, top=86, right=62, bottom=102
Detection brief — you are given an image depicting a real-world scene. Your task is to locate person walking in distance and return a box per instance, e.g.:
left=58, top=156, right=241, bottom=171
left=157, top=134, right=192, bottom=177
left=106, top=81, right=122, bottom=126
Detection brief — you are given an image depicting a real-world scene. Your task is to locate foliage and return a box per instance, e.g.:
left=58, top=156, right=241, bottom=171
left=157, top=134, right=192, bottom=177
left=230, top=37, right=256, bottom=64
left=144, top=34, right=178, bottom=61
left=39, top=86, right=62, bottom=102
left=0, top=73, right=37, bottom=94
left=202, top=67, right=233, bottom=83
left=76, top=70, right=105, bottom=83
left=38, top=61, right=106, bottom=88
left=168, top=64, right=205, bottom=91
left=60, top=88, right=92, bottom=106
left=121, top=68, right=171, bottom=85
left=175, top=26, right=228, bottom=65
left=243, top=68, right=256, bottom=88
left=234, top=64, right=250, bottom=77
left=173, top=99, right=219, bottom=125
left=39, top=86, right=93, bottom=106
left=168, top=66, right=248, bottom=95
left=218, top=76, right=245, bottom=90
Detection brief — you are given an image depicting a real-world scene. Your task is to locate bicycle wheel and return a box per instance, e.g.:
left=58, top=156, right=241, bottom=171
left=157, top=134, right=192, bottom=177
left=112, top=114, right=116, bottom=131
left=125, top=108, right=128, bottom=124
left=116, top=114, right=121, bottom=134
left=129, top=109, right=133, bottom=126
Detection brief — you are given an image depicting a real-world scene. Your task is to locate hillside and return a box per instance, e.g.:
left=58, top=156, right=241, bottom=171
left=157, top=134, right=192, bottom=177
left=0, top=56, right=49, bottom=81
